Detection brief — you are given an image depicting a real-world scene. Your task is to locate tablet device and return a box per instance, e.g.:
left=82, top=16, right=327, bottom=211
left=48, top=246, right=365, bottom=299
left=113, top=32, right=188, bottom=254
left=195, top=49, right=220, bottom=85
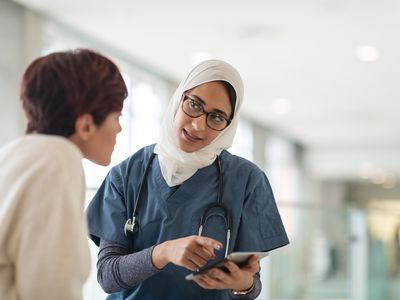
left=185, top=251, right=269, bottom=281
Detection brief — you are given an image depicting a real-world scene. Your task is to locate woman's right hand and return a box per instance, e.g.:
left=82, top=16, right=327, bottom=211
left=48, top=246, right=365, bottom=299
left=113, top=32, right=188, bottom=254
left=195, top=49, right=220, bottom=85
left=152, top=235, right=223, bottom=271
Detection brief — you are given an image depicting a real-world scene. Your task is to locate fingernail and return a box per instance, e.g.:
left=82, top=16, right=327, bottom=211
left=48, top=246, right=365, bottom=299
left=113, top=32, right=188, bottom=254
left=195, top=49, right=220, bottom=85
left=214, top=244, right=221, bottom=250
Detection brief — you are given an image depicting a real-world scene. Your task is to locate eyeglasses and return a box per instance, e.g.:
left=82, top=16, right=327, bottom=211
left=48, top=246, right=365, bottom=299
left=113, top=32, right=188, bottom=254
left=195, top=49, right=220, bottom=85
left=181, top=95, right=232, bottom=131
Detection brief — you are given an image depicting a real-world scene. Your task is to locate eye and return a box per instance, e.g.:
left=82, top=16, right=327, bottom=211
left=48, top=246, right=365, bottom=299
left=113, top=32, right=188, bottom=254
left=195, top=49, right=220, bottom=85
left=208, top=113, right=226, bottom=124
left=188, top=99, right=203, bottom=112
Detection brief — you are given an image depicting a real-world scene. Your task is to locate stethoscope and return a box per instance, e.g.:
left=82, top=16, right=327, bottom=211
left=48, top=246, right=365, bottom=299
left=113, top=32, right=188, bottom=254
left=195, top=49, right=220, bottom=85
left=124, top=153, right=232, bottom=257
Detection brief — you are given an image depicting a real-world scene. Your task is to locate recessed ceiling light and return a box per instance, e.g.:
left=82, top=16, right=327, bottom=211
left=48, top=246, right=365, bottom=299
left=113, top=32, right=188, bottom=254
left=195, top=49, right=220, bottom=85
left=356, top=45, right=380, bottom=62
left=271, top=98, right=292, bottom=115
left=190, top=52, right=213, bottom=66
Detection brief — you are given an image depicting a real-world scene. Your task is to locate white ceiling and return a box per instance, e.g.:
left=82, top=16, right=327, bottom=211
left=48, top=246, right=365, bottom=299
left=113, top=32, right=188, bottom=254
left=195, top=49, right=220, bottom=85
left=14, top=0, right=400, bottom=183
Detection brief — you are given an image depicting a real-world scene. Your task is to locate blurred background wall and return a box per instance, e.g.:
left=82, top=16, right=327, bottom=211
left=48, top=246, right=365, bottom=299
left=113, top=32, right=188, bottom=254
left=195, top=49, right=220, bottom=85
left=1, top=0, right=400, bottom=299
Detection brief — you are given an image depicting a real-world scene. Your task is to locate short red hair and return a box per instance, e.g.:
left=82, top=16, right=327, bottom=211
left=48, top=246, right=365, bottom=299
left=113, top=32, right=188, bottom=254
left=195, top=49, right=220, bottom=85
left=20, top=49, right=128, bottom=136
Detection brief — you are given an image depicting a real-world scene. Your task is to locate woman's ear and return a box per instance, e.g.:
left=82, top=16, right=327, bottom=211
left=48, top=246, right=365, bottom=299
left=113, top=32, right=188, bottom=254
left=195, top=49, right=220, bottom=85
left=74, top=113, right=96, bottom=141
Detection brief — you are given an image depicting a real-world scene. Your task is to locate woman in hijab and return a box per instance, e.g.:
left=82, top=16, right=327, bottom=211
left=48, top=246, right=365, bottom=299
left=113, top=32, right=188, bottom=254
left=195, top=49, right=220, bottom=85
left=87, top=59, right=289, bottom=300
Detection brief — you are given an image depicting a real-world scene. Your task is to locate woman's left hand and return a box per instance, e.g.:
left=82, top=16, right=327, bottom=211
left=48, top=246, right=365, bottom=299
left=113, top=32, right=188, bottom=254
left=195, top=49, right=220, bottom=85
left=194, top=255, right=260, bottom=291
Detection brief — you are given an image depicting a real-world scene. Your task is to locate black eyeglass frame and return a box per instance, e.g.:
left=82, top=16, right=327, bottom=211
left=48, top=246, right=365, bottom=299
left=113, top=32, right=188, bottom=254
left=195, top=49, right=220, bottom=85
left=181, top=95, right=232, bottom=131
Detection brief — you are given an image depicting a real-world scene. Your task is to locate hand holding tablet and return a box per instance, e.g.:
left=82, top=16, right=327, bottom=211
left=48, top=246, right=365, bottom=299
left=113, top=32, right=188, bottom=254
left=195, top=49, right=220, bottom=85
left=185, top=251, right=269, bottom=280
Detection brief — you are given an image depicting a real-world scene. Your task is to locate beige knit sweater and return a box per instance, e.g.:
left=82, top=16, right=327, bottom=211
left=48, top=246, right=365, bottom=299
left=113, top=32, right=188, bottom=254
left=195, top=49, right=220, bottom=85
left=0, top=134, right=90, bottom=300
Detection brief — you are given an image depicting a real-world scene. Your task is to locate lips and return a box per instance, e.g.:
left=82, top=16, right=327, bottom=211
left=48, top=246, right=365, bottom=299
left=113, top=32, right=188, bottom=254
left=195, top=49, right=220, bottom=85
left=183, top=129, right=203, bottom=142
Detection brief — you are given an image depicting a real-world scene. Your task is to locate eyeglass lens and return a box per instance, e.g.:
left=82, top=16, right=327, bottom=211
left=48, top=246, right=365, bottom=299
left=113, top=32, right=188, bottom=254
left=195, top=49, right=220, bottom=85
left=182, top=96, right=229, bottom=131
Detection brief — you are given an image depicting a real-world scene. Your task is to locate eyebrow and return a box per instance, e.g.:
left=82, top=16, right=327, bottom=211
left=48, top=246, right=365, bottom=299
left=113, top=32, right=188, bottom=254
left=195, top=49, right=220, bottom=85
left=186, top=94, right=230, bottom=118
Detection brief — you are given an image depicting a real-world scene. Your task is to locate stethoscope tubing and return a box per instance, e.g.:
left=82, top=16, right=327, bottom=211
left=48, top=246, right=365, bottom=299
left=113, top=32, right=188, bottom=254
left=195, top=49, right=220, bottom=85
left=124, top=152, right=232, bottom=256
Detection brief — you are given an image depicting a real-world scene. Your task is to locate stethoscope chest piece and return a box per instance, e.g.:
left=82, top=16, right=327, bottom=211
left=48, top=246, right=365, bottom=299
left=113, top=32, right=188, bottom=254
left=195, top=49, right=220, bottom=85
left=124, top=218, right=139, bottom=236
left=124, top=153, right=156, bottom=237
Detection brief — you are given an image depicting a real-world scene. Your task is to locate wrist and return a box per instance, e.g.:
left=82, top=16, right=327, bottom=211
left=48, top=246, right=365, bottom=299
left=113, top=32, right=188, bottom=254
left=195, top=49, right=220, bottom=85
left=151, top=242, right=169, bottom=270
left=231, top=282, right=254, bottom=295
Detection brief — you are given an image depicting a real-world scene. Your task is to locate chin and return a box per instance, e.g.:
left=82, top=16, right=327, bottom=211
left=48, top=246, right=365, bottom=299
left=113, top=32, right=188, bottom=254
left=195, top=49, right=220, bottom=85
left=178, top=143, right=191, bottom=153
left=90, top=156, right=111, bottom=166
left=180, top=144, right=202, bottom=153
left=177, top=134, right=203, bottom=153
left=181, top=148, right=195, bottom=153
left=94, top=161, right=108, bottom=166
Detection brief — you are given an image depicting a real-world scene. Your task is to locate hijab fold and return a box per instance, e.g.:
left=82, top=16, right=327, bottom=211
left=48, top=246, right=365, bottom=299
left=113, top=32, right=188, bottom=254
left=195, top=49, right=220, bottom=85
left=154, top=60, right=244, bottom=186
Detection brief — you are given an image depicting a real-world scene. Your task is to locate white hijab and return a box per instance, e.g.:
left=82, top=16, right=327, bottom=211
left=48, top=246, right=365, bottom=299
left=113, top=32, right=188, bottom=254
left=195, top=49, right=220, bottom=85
left=154, top=59, right=244, bottom=186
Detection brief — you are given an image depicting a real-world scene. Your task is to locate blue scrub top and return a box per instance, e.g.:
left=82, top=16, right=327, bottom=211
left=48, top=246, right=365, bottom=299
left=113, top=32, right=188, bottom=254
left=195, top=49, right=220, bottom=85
left=87, top=144, right=289, bottom=300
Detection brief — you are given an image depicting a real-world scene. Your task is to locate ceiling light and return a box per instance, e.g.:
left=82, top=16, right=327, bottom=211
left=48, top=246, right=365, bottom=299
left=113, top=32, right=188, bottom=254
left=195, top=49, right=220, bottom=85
left=271, top=98, right=292, bottom=115
left=356, top=45, right=380, bottom=62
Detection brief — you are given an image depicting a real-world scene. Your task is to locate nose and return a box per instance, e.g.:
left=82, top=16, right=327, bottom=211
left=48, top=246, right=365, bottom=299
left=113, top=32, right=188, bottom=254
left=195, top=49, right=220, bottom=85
left=191, top=115, right=207, bottom=131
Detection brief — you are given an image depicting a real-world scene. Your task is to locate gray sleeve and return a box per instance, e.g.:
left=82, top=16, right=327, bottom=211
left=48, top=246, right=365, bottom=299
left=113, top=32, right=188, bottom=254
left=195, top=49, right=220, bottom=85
left=228, top=272, right=261, bottom=300
left=97, top=239, right=159, bottom=293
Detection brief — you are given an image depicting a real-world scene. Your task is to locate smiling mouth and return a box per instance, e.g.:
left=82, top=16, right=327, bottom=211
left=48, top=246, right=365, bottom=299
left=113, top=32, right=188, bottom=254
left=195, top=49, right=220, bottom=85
left=183, top=129, right=203, bottom=142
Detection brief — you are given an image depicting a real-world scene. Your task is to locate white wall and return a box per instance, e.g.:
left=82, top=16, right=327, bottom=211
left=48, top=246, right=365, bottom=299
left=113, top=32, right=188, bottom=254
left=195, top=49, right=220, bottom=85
left=0, top=0, right=42, bottom=146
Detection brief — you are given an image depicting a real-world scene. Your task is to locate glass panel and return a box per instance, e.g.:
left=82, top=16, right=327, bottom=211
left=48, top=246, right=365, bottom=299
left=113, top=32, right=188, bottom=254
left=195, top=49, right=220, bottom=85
left=367, top=200, right=400, bottom=300
left=259, top=202, right=400, bottom=300
left=264, top=203, right=351, bottom=300
left=129, top=81, right=163, bottom=152
left=230, top=119, right=253, bottom=160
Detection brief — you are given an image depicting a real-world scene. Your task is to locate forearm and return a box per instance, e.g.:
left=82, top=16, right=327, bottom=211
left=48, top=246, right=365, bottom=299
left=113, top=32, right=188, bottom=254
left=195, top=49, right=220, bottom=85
left=97, top=239, right=159, bottom=293
left=228, top=272, right=261, bottom=300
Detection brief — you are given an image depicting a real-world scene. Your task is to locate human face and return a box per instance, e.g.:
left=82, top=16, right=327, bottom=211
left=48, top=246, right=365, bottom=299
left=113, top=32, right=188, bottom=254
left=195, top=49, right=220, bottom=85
left=173, top=81, right=232, bottom=153
left=82, top=112, right=122, bottom=166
